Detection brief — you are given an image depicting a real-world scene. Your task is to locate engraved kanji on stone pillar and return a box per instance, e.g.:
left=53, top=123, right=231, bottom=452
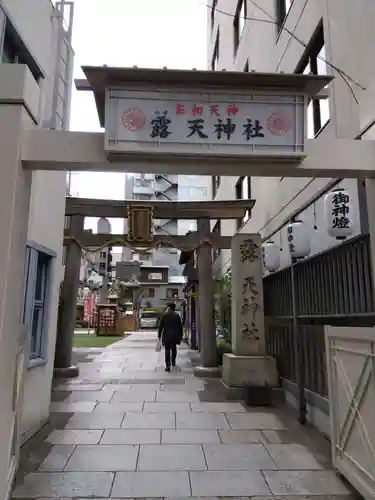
left=231, top=233, right=265, bottom=356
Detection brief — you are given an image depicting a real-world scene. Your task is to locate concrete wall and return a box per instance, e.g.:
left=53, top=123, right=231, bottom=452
left=0, top=0, right=74, bottom=481
left=208, top=0, right=375, bottom=277
left=0, top=81, right=34, bottom=500
left=21, top=171, right=66, bottom=441
left=18, top=0, right=73, bottom=444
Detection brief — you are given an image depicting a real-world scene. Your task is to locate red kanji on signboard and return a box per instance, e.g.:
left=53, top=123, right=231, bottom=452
left=192, top=104, right=204, bottom=116
left=176, top=104, right=185, bottom=115
left=226, top=104, right=239, bottom=116
left=210, top=104, right=220, bottom=117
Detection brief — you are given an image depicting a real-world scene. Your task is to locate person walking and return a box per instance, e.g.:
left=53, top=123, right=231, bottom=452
left=157, top=303, right=183, bottom=372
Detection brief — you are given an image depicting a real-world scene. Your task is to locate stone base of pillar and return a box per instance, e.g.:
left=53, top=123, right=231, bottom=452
left=194, top=365, right=222, bottom=378
left=53, top=366, right=79, bottom=379
left=222, top=353, right=278, bottom=387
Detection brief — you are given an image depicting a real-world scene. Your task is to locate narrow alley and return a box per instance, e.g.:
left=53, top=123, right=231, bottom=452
left=13, top=332, right=355, bottom=499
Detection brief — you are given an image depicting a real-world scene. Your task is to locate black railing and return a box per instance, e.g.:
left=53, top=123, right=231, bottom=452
left=264, top=234, right=375, bottom=401
left=267, top=320, right=328, bottom=398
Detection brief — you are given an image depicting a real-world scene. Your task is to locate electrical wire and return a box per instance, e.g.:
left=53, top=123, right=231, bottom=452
left=206, top=0, right=365, bottom=104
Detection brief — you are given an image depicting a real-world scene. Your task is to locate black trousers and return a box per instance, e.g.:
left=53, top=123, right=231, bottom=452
left=164, top=342, right=177, bottom=367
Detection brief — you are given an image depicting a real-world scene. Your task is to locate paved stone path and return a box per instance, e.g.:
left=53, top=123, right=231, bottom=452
left=13, top=331, right=356, bottom=499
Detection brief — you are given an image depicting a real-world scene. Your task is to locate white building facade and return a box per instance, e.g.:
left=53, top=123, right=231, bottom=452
left=0, top=1, right=74, bottom=498
left=123, top=173, right=183, bottom=276
left=208, top=0, right=375, bottom=277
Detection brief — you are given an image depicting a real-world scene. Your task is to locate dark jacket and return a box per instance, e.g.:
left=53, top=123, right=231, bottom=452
left=158, top=310, right=183, bottom=345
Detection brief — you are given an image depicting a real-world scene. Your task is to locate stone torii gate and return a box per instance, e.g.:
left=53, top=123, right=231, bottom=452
left=17, top=64, right=375, bottom=390
left=57, top=197, right=257, bottom=379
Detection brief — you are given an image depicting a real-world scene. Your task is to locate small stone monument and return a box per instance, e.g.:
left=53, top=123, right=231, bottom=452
left=222, top=233, right=278, bottom=388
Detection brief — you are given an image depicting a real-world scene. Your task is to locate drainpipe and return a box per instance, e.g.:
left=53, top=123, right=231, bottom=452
left=290, top=252, right=307, bottom=425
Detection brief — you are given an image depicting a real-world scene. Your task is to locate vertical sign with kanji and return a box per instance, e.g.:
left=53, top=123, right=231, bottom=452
left=231, top=233, right=265, bottom=356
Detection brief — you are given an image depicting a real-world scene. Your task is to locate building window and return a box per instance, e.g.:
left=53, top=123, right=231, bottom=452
left=235, top=176, right=251, bottom=229
left=276, top=0, right=294, bottom=33
left=211, top=0, right=218, bottom=30
left=234, top=0, right=247, bottom=53
left=296, top=23, right=330, bottom=138
left=62, top=246, right=67, bottom=265
left=2, top=18, right=43, bottom=82
left=23, top=247, right=52, bottom=362
left=211, top=30, right=220, bottom=71
left=166, top=288, right=179, bottom=299
left=212, top=176, right=221, bottom=198
left=212, top=220, right=221, bottom=261
left=145, top=287, right=155, bottom=298
left=100, top=251, right=106, bottom=259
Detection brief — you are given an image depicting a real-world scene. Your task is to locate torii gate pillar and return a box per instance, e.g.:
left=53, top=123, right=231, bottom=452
left=195, top=218, right=220, bottom=376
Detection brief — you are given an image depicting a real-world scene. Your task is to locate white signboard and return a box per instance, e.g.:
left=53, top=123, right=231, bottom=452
left=148, top=272, right=163, bottom=280
left=105, top=90, right=305, bottom=154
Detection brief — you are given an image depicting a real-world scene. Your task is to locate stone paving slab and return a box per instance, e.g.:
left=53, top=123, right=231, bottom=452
left=226, top=412, right=287, bottom=430
left=121, top=412, right=175, bottom=429
left=143, top=402, right=191, bottom=413
left=262, top=470, right=352, bottom=496
left=156, top=390, right=200, bottom=402
left=39, top=445, right=76, bottom=472
left=52, top=384, right=104, bottom=391
left=47, top=429, right=103, bottom=445
left=138, top=444, right=206, bottom=471
left=191, top=402, right=246, bottom=413
left=111, top=471, right=191, bottom=497
left=176, top=412, right=230, bottom=430
left=252, top=497, right=353, bottom=500
left=12, top=472, right=114, bottom=498
left=203, top=443, right=277, bottom=470
left=94, top=402, right=144, bottom=413
left=162, top=430, right=221, bottom=444
left=64, top=444, right=139, bottom=471
left=190, top=470, right=271, bottom=496
left=100, top=429, right=161, bottom=445
left=112, top=390, right=156, bottom=402
left=265, top=443, right=327, bottom=470
left=50, top=402, right=97, bottom=413
left=65, top=412, right=124, bottom=429
left=64, top=390, right=115, bottom=402
left=13, top=334, right=356, bottom=500
left=219, top=430, right=266, bottom=444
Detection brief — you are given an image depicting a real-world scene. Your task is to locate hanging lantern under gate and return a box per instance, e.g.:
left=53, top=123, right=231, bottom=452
left=324, top=188, right=353, bottom=240
left=262, top=241, right=280, bottom=271
left=287, top=220, right=310, bottom=259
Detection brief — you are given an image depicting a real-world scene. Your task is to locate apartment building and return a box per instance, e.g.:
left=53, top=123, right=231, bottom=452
left=0, top=1, right=74, bottom=497
left=208, top=0, right=375, bottom=276
left=207, top=0, right=375, bottom=433
left=123, top=173, right=183, bottom=275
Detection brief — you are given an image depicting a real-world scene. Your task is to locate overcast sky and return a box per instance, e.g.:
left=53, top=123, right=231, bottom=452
left=68, top=0, right=208, bottom=234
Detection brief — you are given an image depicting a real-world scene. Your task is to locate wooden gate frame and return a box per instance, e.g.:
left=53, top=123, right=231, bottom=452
left=325, top=325, right=375, bottom=500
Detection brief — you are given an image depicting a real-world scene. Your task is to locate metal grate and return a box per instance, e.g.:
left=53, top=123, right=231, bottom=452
left=264, top=234, right=375, bottom=399
left=264, top=234, right=375, bottom=318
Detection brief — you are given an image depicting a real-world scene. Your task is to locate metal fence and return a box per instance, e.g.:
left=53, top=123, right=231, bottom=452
left=264, top=234, right=375, bottom=400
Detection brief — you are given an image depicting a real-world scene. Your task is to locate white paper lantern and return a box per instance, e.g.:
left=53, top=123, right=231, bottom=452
left=97, top=217, right=111, bottom=234
left=287, top=220, right=310, bottom=259
left=262, top=241, right=280, bottom=271
left=324, top=188, right=353, bottom=240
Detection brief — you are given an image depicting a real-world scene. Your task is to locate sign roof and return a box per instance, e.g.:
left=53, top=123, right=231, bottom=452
left=76, top=66, right=333, bottom=127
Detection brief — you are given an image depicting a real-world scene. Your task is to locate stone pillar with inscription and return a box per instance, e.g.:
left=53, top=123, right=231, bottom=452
left=222, top=234, right=278, bottom=388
